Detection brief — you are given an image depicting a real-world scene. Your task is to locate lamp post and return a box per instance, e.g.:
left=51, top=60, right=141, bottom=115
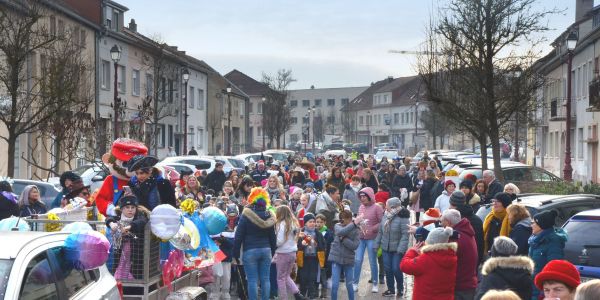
left=110, top=45, right=121, bottom=139
left=311, top=105, right=315, bottom=151
left=415, top=99, right=420, bottom=153
left=226, top=85, right=232, bottom=156
left=262, top=96, right=266, bottom=150
left=367, top=110, right=371, bottom=153
left=182, top=68, right=190, bottom=155
left=564, top=31, right=578, bottom=182
left=512, top=68, right=522, bottom=162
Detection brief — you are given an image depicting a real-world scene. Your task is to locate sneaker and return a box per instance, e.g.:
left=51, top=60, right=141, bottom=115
left=353, top=283, right=358, bottom=292
left=382, top=290, right=395, bottom=297
left=371, top=285, right=379, bottom=293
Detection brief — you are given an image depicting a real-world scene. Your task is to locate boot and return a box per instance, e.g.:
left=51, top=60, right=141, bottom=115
left=293, top=292, right=308, bottom=300
left=320, top=287, right=328, bottom=298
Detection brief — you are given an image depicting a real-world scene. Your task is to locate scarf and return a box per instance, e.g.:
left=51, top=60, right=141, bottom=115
left=303, top=227, right=317, bottom=255
left=350, top=184, right=361, bottom=193
left=482, top=209, right=511, bottom=253
left=384, top=206, right=403, bottom=233
left=267, top=186, right=281, bottom=200
left=528, top=228, right=553, bottom=247
left=318, top=225, right=328, bottom=234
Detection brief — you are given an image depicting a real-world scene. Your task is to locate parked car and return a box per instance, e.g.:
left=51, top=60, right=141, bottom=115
left=264, top=149, right=295, bottom=162
left=157, top=162, right=199, bottom=177
left=324, top=149, right=347, bottom=159
left=375, top=150, right=398, bottom=163
left=352, top=143, right=368, bottom=154
left=11, top=179, right=61, bottom=208
left=160, top=156, right=216, bottom=175
left=476, top=194, right=600, bottom=225
left=562, top=209, right=600, bottom=280
left=235, top=153, right=273, bottom=166
left=156, top=165, right=180, bottom=188
left=48, top=162, right=109, bottom=193
left=343, top=143, right=354, bottom=153
left=0, top=231, right=119, bottom=299
left=458, top=164, right=562, bottom=192
left=374, top=143, right=394, bottom=152
left=208, top=156, right=245, bottom=176
left=323, top=143, right=344, bottom=152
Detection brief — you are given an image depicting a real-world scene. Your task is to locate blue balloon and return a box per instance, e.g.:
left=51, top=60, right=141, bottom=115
left=201, top=207, right=227, bottom=236
left=0, top=217, right=30, bottom=231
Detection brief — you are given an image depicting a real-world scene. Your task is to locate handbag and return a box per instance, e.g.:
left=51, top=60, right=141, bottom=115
left=409, top=190, right=420, bottom=205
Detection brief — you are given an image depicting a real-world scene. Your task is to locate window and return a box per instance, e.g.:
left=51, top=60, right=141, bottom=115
left=258, top=126, right=262, bottom=136
left=58, top=19, right=65, bottom=36
left=146, top=74, right=153, bottom=97
left=239, top=101, right=244, bottom=117
left=249, top=103, right=253, bottom=113
left=359, top=116, right=364, bottom=125
left=341, top=98, right=349, bottom=106
left=327, top=99, right=335, bottom=106
left=101, top=60, right=110, bottom=89
left=158, top=124, right=165, bottom=148
left=578, top=128, right=584, bottom=159
left=132, top=69, right=140, bottom=96
left=394, top=113, right=399, bottom=124
left=291, top=117, right=298, bottom=124
left=160, top=77, right=166, bottom=101
left=258, top=102, right=263, bottom=114
left=168, top=79, right=174, bottom=103
left=314, top=99, right=322, bottom=107
left=290, top=134, right=298, bottom=142
left=117, top=65, right=125, bottom=93
left=20, top=252, right=58, bottom=299
left=327, top=116, right=335, bottom=123
left=50, top=248, right=99, bottom=298
left=303, top=116, right=309, bottom=124
left=410, top=112, right=414, bottom=123
left=290, top=100, right=298, bottom=107
left=198, top=89, right=204, bottom=109
left=80, top=29, right=86, bottom=47
left=384, top=95, right=389, bottom=103
left=49, top=16, right=56, bottom=36
left=302, top=100, right=310, bottom=107
left=168, top=125, right=173, bottom=147
left=112, top=11, right=119, bottom=30
left=198, top=128, right=203, bottom=148
left=189, top=86, right=195, bottom=108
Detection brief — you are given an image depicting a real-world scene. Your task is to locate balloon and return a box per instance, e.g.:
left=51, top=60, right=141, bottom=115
left=169, top=217, right=200, bottom=250
left=0, top=217, right=30, bottom=231
left=162, top=249, right=184, bottom=292
left=201, top=207, right=227, bottom=236
left=63, top=231, right=110, bottom=270
left=150, top=204, right=181, bottom=240
left=62, top=222, right=93, bottom=233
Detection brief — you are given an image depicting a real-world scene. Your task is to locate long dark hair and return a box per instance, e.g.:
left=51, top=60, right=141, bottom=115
left=236, top=176, right=254, bottom=198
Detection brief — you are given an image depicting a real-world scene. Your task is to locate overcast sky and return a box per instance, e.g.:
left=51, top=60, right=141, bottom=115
left=120, top=0, right=578, bottom=89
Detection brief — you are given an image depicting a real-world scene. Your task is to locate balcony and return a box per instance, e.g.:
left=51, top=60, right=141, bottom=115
left=549, top=97, right=576, bottom=122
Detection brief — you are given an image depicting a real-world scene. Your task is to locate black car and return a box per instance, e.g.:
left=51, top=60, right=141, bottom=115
left=562, top=209, right=600, bottom=280
left=458, top=165, right=562, bottom=192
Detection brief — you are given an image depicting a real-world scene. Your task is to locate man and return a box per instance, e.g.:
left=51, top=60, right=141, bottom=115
left=391, top=165, right=413, bottom=200
left=483, top=170, right=503, bottom=204
left=188, top=146, right=198, bottom=155
left=204, top=162, right=227, bottom=194
left=441, top=209, right=478, bottom=300
left=251, top=161, right=269, bottom=185
left=167, top=146, right=177, bottom=157
left=448, top=191, right=484, bottom=265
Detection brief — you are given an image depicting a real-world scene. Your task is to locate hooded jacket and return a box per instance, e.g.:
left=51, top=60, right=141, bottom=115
left=105, top=210, right=148, bottom=279
left=400, top=242, right=458, bottom=300
left=357, top=201, right=384, bottom=240
left=18, top=185, right=47, bottom=217
left=374, top=207, right=410, bottom=253
left=451, top=218, right=479, bottom=291
left=456, top=204, right=484, bottom=264
left=509, top=218, right=532, bottom=256
left=475, top=256, right=534, bottom=300
left=0, top=192, right=19, bottom=221
left=528, top=227, right=568, bottom=276
left=328, top=222, right=360, bottom=266
left=233, top=207, right=277, bottom=259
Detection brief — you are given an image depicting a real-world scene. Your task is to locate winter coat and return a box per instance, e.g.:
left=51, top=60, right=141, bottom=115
left=451, top=218, right=479, bottom=291
left=342, top=184, right=362, bottom=215
left=400, top=242, right=458, bottom=300
left=475, top=256, right=534, bottom=300
left=19, top=201, right=47, bottom=217
left=204, top=170, right=227, bottom=193
left=418, top=178, right=437, bottom=211
left=251, top=169, right=270, bottom=185
left=105, top=210, right=148, bottom=279
left=363, top=175, right=379, bottom=193
left=374, top=208, right=410, bottom=254
left=456, top=204, right=484, bottom=264
left=391, top=173, right=413, bottom=198
left=326, top=176, right=346, bottom=196
left=467, top=193, right=482, bottom=212
left=374, top=191, right=390, bottom=206
left=233, top=207, right=277, bottom=259
left=129, top=174, right=176, bottom=210
left=431, top=180, right=445, bottom=202
left=357, top=202, right=384, bottom=240
left=434, top=190, right=451, bottom=213
left=509, top=218, right=532, bottom=256
left=296, top=228, right=326, bottom=268
left=328, top=222, right=360, bottom=266
left=0, top=192, right=19, bottom=220
left=307, top=191, right=339, bottom=229
left=528, top=227, right=567, bottom=277
left=485, top=179, right=503, bottom=203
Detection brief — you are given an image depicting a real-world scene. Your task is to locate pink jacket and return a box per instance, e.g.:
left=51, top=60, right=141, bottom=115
left=357, top=202, right=384, bottom=240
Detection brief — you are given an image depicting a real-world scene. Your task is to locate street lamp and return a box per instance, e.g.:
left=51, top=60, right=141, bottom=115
left=110, top=45, right=121, bottom=139
left=262, top=96, right=266, bottom=150
left=182, top=68, right=190, bottom=155
left=226, top=85, right=232, bottom=156
left=564, top=30, right=578, bottom=182
left=367, top=110, right=371, bottom=153
left=311, top=105, right=315, bottom=151
left=415, top=99, right=420, bottom=153
left=512, top=68, right=522, bottom=162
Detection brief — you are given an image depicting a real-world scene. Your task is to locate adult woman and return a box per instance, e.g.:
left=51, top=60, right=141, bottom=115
left=230, top=175, right=240, bottom=190
left=0, top=181, right=18, bottom=220
left=382, top=164, right=397, bottom=186
left=374, top=197, right=410, bottom=297
left=327, top=167, right=346, bottom=196
left=475, top=180, right=489, bottom=204
left=482, top=192, right=512, bottom=254
left=428, top=160, right=441, bottom=177
left=233, top=188, right=277, bottom=300
left=290, top=167, right=306, bottom=187
left=343, top=176, right=363, bottom=215
left=506, top=204, right=532, bottom=255
left=413, top=169, right=437, bottom=223
left=18, top=185, right=47, bottom=217
left=266, top=175, right=286, bottom=202
left=503, top=183, right=520, bottom=198
left=236, top=176, right=255, bottom=209
left=274, top=205, right=305, bottom=300
left=362, top=168, right=379, bottom=193
left=176, top=175, right=203, bottom=206
left=459, top=180, right=481, bottom=212
left=391, top=165, right=413, bottom=201
left=353, top=187, right=384, bottom=293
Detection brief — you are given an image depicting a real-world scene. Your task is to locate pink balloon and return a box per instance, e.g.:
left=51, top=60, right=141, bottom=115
left=162, top=249, right=184, bottom=292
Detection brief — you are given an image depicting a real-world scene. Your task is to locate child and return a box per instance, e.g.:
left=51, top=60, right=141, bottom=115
left=316, top=214, right=334, bottom=298
left=329, top=210, right=360, bottom=300
left=209, top=204, right=235, bottom=300
left=274, top=205, right=306, bottom=300
left=375, top=183, right=390, bottom=207
left=297, top=213, right=326, bottom=299
left=106, top=195, right=148, bottom=280
left=297, top=193, right=310, bottom=227
left=289, top=186, right=303, bottom=213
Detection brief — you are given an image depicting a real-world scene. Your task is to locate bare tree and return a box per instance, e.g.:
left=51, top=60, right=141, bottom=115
left=419, top=107, right=455, bottom=149
left=207, top=113, right=221, bottom=154
left=262, top=69, right=296, bottom=149
left=416, top=0, right=556, bottom=180
left=340, top=111, right=354, bottom=142
left=312, top=110, right=325, bottom=143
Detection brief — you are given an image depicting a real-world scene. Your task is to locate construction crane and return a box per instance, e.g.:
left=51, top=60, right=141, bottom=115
left=388, top=50, right=445, bottom=55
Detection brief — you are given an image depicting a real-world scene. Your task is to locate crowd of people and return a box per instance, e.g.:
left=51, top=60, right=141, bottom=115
left=2, top=150, right=600, bottom=300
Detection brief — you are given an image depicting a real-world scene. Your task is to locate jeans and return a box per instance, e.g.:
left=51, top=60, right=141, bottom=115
left=331, top=262, right=354, bottom=300
left=353, top=239, right=378, bottom=285
left=242, top=248, right=272, bottom=300
left=381, top=250, right=403, bottom=293
left=274, top=252, right=299, bottom=299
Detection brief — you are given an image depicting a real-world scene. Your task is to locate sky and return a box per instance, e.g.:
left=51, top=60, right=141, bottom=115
left=120, top=0, right=579, bottom=89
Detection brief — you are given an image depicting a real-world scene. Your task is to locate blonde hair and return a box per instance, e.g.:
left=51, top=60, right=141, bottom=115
left=481, top=290, right=521, bottom=300
left=275, top=205, right=298, bottom=243
left=506, top=204, right=530, bottom=225
left=575, top=279, right=600, bottom=300
left=504, top=183, right=520, bottom=195
left=268, top=174, right=285, bottom=191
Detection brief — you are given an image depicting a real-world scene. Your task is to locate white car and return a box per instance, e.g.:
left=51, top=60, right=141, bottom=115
left=160, top=156, right=216, bottom=174
left=375, top=150, right=398, bottom=163
left=235, top=153, right=273, bottom=166
left=264, top=150, right=295, bottom=162
left=0, top=231, right=119, bottom=300
left=324, top=149, right=347, bottom=159
left=48, top=162, right=109, bottom=193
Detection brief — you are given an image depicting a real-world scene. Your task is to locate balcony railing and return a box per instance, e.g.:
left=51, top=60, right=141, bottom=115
left=549, top=97, right=576, bottom=122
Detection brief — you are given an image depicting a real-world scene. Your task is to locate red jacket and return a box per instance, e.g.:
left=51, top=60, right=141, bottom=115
left=95, top=175, right=129, bottom=216
left=374, top=191, right=390, bottom=206
left=452, top=218, right=479, bottom=291
left=400, top=242, right=458, bottom=300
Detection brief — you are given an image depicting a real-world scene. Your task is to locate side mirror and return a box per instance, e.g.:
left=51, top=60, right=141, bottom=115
left=91, top=175, right=104, bottom=182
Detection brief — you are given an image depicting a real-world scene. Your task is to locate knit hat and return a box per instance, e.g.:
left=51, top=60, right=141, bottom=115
left=386, top=197, right=402, bottom=209
left=494, top=192, right=513, bottom=208
left=414, top=226, right=430, bottom=242
left=534, top=260, right=581, bottom=291
left=422, top=208, right=442, bottom=225
left=358, top=187, right=375, bottom=202
left=304, top=181, right=314, bottom=189
left=303, top=213, right=315, bottom=224
left=490, top=236, right=518, bottom=257
left=247, top=187, right=270, bottom=210
left=459, top=180, right=473, bottom=190
left=444, top=180, right=456, bottom=189
left=119, top=195, right=138, bottom=207
left=425, top=227, right=453, bottom=245
left=289, top=186, right=303, bottom=195
left=449, top=191, right=466, bottom=207
left=533, top=210, right=558, bottom=230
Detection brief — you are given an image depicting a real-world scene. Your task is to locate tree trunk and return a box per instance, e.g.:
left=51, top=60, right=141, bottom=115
left=53, top=137, right=62, bottom=175
left=489, top=124, right=504, bottom=182
left=479, top=135, right=488, bottom=171
left=6, top=134, right=17, bottom=178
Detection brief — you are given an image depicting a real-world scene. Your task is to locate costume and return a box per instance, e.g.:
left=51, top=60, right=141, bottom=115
left=95, top=139, right=148, bottom=216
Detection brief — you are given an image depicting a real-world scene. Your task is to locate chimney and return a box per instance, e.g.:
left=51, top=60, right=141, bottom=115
left=387, top=76, right=394, bottom=83
left=128, top=19, right=137, bottom=32
left=576, top=0, right=593, bottom=22
left=310, top=85, right=315, bottom=89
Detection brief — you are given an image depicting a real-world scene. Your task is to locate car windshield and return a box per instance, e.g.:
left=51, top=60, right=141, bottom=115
left=0, top=259, right=13, bottom=297
left=375, top=152, right=396, bottom=160
left=228, top=159, right=246, bottom=168
left=563, top=220, right=600, bottom=267
left=71, top=164, right=92, bottom=176
left=269, top=153, right=287, bottom=161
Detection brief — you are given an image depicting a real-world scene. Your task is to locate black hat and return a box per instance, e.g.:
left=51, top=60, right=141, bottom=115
left=459, top=180, right=473, bottom=190
left=119, top=195, right=138, bottom=207
left=303, top=213, right=315, bottom=225
left=126, top=155, right=159, bottom=172
left=60, top=171, right=82, bottom=189
left=494, top=192, right=513, bottom=208
left=534, top=210, right=558, bottom=230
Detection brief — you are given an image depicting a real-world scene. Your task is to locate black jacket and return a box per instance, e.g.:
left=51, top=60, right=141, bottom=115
left=129, top=175, right=176, bottom=210
left=509, top=220, right=533, bottom=256
left=417, top=178, right=437, bottom=210
left=475, top=256, right=534, bottom=300
left=251, top=169, right=270, bottom=185
left=391, top=174, right=413, bottom=198
left=204, top=170, right=227, bottom=193
left=456, top=204, right=484, bottom=264
left=0, top=193, right=19, bottom=221
left=431, top=180, right=444, bottom=201
left=485, top=180, right=504, bottom=203
left=363, top=175, right=379, bottom=193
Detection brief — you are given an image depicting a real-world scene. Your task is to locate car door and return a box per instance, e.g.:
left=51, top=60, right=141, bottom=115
left=18, top=251, right=60, bottom=300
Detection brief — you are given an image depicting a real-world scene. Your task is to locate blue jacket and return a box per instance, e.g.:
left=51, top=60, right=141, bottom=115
left=509, top=219, right=532, bottom=256
left=528, top=227, right=567, bottom=299
left=233, top=207, right=276, bottom=259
